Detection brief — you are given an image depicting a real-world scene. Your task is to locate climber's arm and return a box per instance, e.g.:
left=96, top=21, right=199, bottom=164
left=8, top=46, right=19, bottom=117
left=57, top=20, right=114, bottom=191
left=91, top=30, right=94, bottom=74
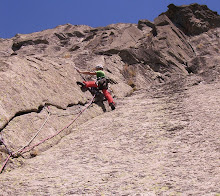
left=75, top=67, right=96, bottom=75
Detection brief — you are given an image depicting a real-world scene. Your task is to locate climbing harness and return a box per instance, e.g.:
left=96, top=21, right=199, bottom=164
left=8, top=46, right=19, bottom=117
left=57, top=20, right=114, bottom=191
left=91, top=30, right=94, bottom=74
left=0, top=95, right=95, bottom=173
left=96, top=77, right=109, bottom=90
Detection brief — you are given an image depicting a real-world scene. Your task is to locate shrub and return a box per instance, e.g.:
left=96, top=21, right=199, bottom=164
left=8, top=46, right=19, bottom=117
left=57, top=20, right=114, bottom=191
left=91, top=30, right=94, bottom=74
left=121, top=64, right=137, bottom=89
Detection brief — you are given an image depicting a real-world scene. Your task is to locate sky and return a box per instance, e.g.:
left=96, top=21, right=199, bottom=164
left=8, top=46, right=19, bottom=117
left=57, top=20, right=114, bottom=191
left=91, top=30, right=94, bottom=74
left=0, top=0, right=219, bottom=39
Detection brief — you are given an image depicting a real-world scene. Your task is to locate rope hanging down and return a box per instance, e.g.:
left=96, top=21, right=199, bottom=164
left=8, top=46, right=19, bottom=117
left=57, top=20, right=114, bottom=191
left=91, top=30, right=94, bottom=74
left=0, top=137, right=13, bottom=174
left=0, top=95, right=95, bottom=173
left=21, top=95, right=95, bottom=154
left=0, top=154, right=11, bottom=174
left=14, top=106, right=51, bottom=156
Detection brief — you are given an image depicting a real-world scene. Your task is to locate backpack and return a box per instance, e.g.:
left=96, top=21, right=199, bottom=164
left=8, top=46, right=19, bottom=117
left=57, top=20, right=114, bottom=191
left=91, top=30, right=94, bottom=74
left=97, top=77, right=109, bottom=90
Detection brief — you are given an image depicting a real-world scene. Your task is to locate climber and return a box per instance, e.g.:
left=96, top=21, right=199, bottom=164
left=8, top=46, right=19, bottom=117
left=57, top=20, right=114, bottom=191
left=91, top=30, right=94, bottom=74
left=76, top=64, right=115, bottom=110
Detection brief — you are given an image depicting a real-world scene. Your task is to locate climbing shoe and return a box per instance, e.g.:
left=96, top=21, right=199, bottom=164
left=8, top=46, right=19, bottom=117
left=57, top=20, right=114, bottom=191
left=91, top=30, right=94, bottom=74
left=76, top=81, right=85, bottom=87
left=109, top=102, right=115, bottom=110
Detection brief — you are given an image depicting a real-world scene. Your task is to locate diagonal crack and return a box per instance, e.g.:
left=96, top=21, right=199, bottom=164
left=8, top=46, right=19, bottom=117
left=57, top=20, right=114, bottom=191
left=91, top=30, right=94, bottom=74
left=0, top=100, right=89, bottom=132
left=0, top=105, right=44, bottom=132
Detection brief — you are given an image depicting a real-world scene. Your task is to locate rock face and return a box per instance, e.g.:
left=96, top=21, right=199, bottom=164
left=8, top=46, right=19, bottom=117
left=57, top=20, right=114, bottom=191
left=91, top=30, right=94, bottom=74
left=0, top=3, right=219, bottom=195
left=164, top=3, right=220, bottom=35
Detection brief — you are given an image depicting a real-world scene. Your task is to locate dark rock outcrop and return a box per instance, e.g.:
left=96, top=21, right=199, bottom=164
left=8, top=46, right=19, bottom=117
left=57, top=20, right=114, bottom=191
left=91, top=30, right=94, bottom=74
left=164, top=3, right=220, bottom=35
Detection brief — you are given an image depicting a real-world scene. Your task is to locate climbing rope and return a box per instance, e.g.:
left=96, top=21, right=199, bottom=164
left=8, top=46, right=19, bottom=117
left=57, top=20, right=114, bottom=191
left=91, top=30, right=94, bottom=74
left=0, top=95, right=95, bottom=173
left=0, top=136, right=13, bottom=173
left=13, top=106, right=51, bottom=156
left=0, top=154, right=12, bottom=174
left=21, top=95, right=95, bottom=154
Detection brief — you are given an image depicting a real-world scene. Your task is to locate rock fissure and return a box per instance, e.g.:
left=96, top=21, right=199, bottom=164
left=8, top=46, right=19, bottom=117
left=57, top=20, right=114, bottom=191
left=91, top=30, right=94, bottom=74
left=0, top=99, right=91, bottom=133
left=0, top=105, right=44, bottom=132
